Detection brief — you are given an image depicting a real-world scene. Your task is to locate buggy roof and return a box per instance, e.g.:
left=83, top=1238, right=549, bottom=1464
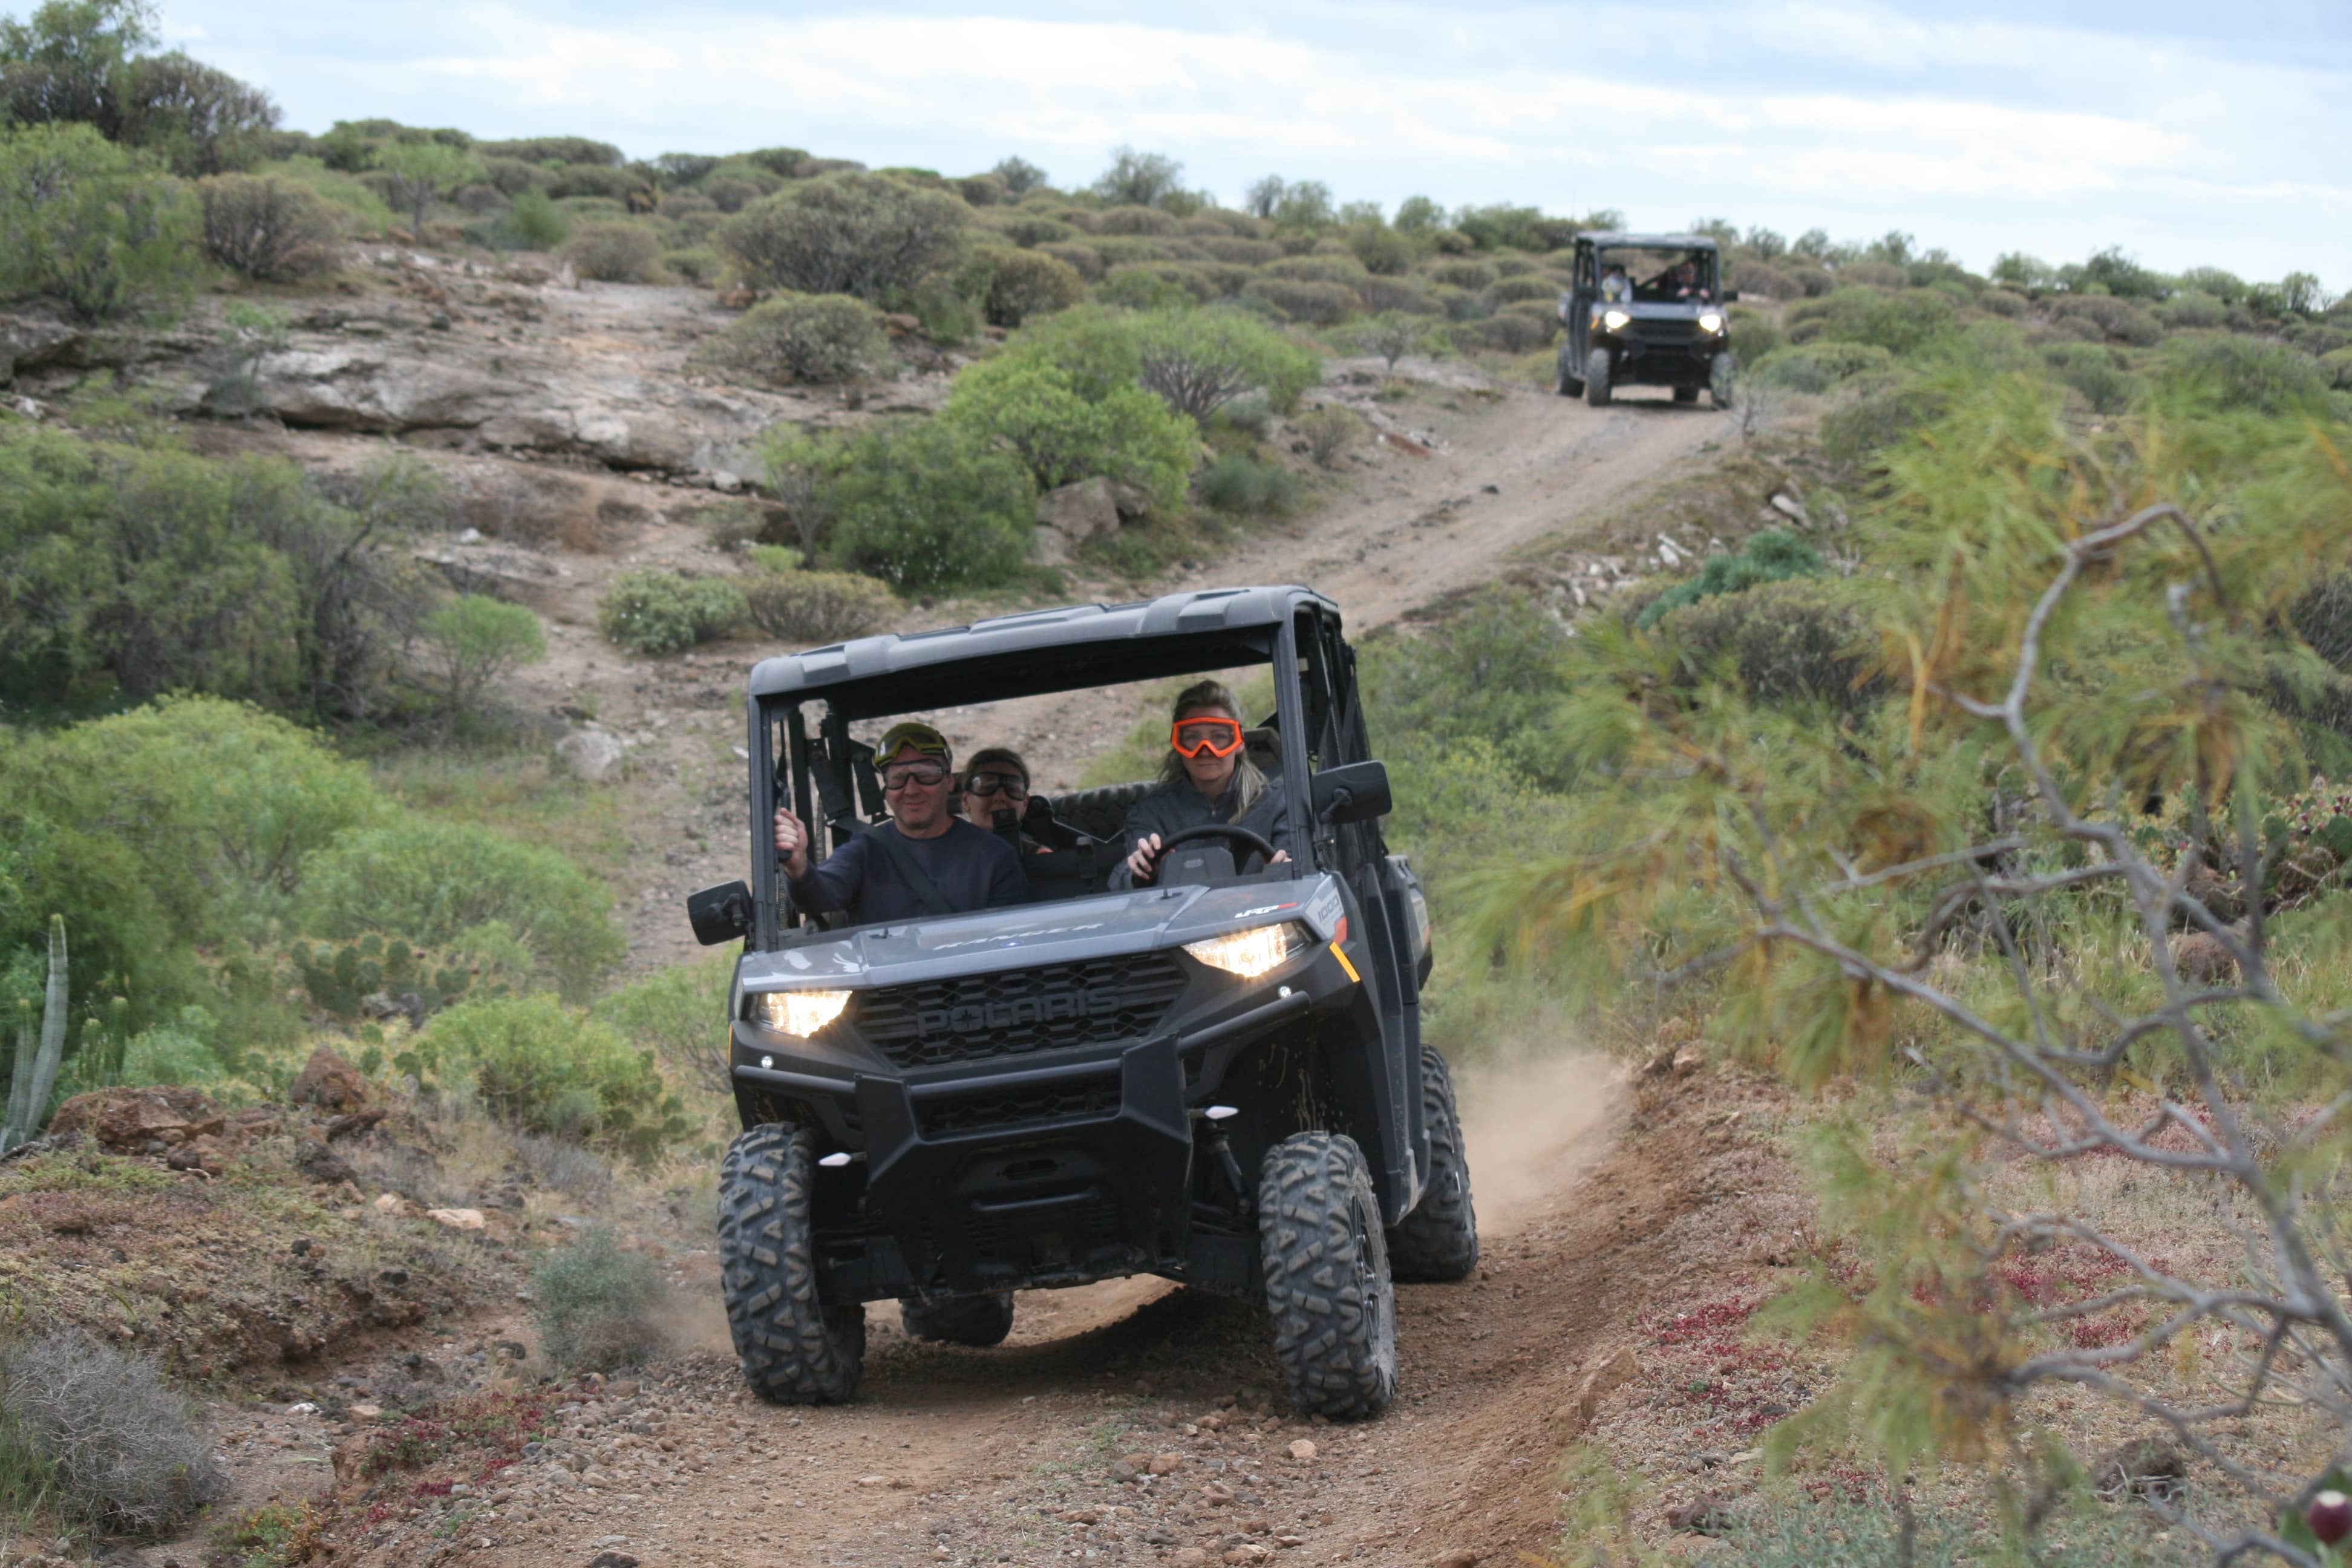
left=745, top=584, right=1334, bottom=718
left=1580, top=232, right=1720, bottom=252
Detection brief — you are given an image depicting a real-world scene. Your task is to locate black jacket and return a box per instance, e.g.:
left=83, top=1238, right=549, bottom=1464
left=1108, top=771, right=1289, bottom=888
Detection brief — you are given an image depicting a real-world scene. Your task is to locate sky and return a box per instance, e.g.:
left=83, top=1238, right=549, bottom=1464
left=152, top=0, right=2350, bottom=290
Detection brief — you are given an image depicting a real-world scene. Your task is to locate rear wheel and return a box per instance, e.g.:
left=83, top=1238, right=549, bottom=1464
left=899, top=1292, right=1015, bottom=1347
left=717, top=1125, right=864, bottom=1403
left=1709, top=353, right=1737, bottom=410
left=1584, top=348, right=1613, bottom=408
left=1555, top=343, right=1584, bottom=397
left=1259, top=1131, right=1397, bottom=1420
left=1387, top=1047, right=1480, bottom=1281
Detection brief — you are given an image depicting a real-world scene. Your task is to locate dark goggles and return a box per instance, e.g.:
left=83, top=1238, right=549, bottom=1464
left=882, top=761, right=950, bottom=790
left=964, top=771, right=1028, bottom=800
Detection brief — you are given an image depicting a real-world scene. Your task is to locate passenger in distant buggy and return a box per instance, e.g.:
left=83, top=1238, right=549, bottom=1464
left=1114, top=680, right=1292, bottom=887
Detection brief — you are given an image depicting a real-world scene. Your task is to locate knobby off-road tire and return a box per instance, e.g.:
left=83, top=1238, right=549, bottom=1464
left=1709, top=352, right=1737, bottom=410
left=717, top=1125, right=864, bottom=1403
left=1555, top=342, right=1584, bottom=397
left=1584, top=347, right=1613, bottom=408
left=1386, top=1046, right=1480, bottom=1282
left=1258, top=1131, right=1397, bottom=1419
left=1672, top=384, right=1700, bottom=404
left=899, top=1292, right=1016, bottom=1347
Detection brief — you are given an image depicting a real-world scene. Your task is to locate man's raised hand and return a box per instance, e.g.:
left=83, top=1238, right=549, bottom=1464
left=773, top=808, right=813, bottom=879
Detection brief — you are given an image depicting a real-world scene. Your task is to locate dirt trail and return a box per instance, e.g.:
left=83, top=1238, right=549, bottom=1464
left=296, top=367, right=1730, bottom=1567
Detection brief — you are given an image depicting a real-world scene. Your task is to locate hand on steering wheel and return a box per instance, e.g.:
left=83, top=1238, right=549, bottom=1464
left=1126, top=824, right=1289, bottom=886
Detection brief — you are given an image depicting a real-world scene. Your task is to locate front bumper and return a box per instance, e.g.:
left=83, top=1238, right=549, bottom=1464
left=730, top=942, right=1361, bottom=1302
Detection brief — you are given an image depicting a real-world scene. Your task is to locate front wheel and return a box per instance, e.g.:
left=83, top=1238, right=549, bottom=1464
left=1584, top=347, right=1613, bottom=408
left=1672, top=385, right=1699, bottom=404
left=1555, top=344, right=1584, bottom=398
left=1387, top=1047, right=1480, bottom=1281
left=1259, top=1131, right=1397, bottom=1419
left=1709, top=353, right=1736, bottom=410
left=900, top=1292, right=1015, bottom=1347
left=717, top=1125, right=865, bottom=1403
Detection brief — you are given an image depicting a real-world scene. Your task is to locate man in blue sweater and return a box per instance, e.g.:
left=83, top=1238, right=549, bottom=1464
left=773, top=722, right=1028, bottom=925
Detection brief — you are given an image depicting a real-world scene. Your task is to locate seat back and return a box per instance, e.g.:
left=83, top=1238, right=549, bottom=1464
left=1043, top=780, right=1156, bottom=846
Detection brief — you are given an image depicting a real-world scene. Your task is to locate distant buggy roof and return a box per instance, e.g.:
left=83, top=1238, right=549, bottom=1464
left=1579, top=232, right=1721, bottom=251
left=745, top=584, right=1338, bottom=718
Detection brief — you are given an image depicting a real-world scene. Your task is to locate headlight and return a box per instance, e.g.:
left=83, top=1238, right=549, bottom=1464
left=1602, top=309, right=1631, bottom=331
left=1406, top=886, right=1431, bottom=959
left=751, top=989, right=851, bottom=1036
left=1184, top=923, right=1310, bottom=979
left=1697, top=312, right=1724, bottom=334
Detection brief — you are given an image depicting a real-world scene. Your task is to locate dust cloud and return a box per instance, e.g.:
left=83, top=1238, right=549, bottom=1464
left=1454, top=1043, right=1624, bottom=1238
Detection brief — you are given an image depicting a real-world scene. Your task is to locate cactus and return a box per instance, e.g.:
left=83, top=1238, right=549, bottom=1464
left=2, top=916, right=69, bottom=1155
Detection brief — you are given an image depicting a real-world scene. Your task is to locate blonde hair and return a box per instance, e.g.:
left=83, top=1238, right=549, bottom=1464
left=1158, top=679, right=1266, bottom=817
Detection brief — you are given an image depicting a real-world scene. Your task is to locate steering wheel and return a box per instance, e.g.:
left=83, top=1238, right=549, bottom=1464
left=1145, top=823, right=1279, bottom=881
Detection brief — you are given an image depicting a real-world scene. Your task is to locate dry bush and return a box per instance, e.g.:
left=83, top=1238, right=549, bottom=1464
left=2051, top=294, right=2163, bottom=347
left=1295, top=406, right=1363, bottom=468
left=1424, top=258, right=1497, bottom=292
left=1258, top=253, right=1367, bottom=285
left=199, top=174, right=338, bottom=281
left=0, top=1330, right=228, bottom=1533
left=532, top=1228, right=663, bottom=1373
left=561, top=221, right=663, bottom=283
left=1199, top=236, right=1280, bottom=266
left=742, top=567, right=897, bottom=647
left=1487, top=274, right=1560, bottom=304
left=1094, top=204, right=1176, bottom=236
left=1357, top=276, right=1437, bottom=315
left=509, top=1131, right=612, bottom=1201
left=1243, top=276, right=1359, bottom=325
left=1036, top=240, right=1104, bottom=281
left=692, top=292, right=889, bottom=385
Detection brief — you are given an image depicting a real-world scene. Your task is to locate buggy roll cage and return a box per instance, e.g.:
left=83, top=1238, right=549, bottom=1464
left=739, top=586, right=1368, bottom=950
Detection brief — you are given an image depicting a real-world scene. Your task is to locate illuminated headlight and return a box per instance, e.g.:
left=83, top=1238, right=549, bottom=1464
left=751, top=988, right=851, bottom=1036
left=1184, top=924, right=1310, bottom=979
left=1406, top=886, right=1431, bottom=959
left=1602, top=309, right=1631, bottom=331
left=1697, top=312, right=1724, bottom=334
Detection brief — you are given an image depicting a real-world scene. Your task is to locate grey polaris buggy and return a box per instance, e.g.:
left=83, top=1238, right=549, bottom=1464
left=684, top=586, right=1478, bottom=1418
left=1555, top=231, right=1737, bottom=408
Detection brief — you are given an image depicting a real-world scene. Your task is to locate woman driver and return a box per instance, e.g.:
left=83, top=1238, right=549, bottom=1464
left=1114, top=679, right=1290, bottom=887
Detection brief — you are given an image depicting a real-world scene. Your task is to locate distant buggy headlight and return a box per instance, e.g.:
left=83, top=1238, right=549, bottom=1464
left=1184, top=923, right=1311, bottom=979
left=1698, top=311, right=1725, bottom=334
left=750, top=988, right=851, bottom=1036
left=1602, top=309, right=1631, bottom=331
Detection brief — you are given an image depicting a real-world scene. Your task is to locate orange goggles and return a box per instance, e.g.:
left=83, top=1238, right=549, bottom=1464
left=1171, top=716, right=1245, bottom=758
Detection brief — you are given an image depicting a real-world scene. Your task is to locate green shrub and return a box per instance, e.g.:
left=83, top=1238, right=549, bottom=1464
left=979, top=246, right=1086, bottom=327
left=499, top=186, right=566, bottom=249
left=825, top=419, right=1035, bottom=591
left=996, top=213, right=1074, bottom=248
left=1194, top=452, right=1299, bottom=514
left=1423, top=259, right=1496, bottom=292
left=1486, top=274, right=1559, bottom=304
left=370, top=139, right=482, bottom=237
left=693, top=292, right=888, bottom=385
left=1356, top=276, right=1436, bottom=315
left=740, top=566, right=897, bottom=648
left=301, top=820, right=622, bottom=1001
left=1243, top=276, right=1360, bottom=325
left=1637, top=528, right=1825, bottom=627
left=662, top=244, right=724, bottom=285
left=943, top=355, right=1194, bottom=509
left=2322, top=347, right=2352, bottom=393
left=592, top=953, right=736, bottom=1093
left=198, top=173, right=335, bottom=280
left=1097, top=265, right=1196, bottom=312
left=1259, top=253, right=1368, bottom=286
left=1784, top=285, right=1956, bottom=358
left=1653, top=573, right=1884, bottom=712
left=1454, top=312, right=1550, bottom=353
left=2158, top=290, right=2226, bottom=331
left=561, top=220, right=662, bottom=283
left=255, top=154, right=395, bottom=232
left=420, top=995, right=687, bottom=1160
left=0, top=1330, right=228, bottom=1534
left=533, top=1227, right=665, bottom=1371
left=1347, top=224, right=1413, bottom=276
left=1131, top=306, right=1322, bottom=418
left=2050, top=293, right=2162, bottom=345
left=1753, top=340, right=1898, bottom=392
left=1821, top=379, right=1950, bottom=470
left=595, top=567, right=745, bottom=655
left=2040, top=341, right=2138, bottom=413
left=417, top=592, right=546, bottom=724
left=1036, top=239, right=1103, bottom=281
left=0, top=123, right=195, bottom=324
left=1726, top=303, right=1785, bottom=364
left=2156, top=333, right=2330, bottom=415
left=720, top=170, right=969, bottom=299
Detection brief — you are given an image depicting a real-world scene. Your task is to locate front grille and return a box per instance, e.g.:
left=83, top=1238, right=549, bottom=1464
left=854, top=954, right=1187, bottom=1069
left=917, top=1077, right=1123, bottom=1139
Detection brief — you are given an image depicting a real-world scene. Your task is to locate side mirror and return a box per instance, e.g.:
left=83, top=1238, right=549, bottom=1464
left=1312, top=760, right=1392, bottom=826
left=686, top=880, right=753, bottom=947
left=1722, top=289, right=1741, bottom=303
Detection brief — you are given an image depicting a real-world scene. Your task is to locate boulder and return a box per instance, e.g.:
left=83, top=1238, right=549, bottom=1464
left=47, top=1085, right=226, bottom=1151
left=295, top=1140, right=356, bottom=1185
left=242, top=346, right=508, bottom=431
left=555, top=724, right=626, bottom=782
left=0, top=312, right=83, bottom=384
left=412, top=537, right=567, bottom=611
left=1110, top=480, right=1154, bottom=521
left=290, top=1044, right=370, bottom=1111
left=1036, top=476, right=1119, bottom=563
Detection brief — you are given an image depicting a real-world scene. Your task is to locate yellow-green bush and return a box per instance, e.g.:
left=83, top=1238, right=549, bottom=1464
left=595, top=567, right=745, bottom=655
left=418, top=995, right=689, bottom=1161
left=561, top=220, right=662, bottom=283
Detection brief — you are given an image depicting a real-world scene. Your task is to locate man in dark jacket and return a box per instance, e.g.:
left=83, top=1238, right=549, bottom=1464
left=773, top=722, right=1027, bottom=924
